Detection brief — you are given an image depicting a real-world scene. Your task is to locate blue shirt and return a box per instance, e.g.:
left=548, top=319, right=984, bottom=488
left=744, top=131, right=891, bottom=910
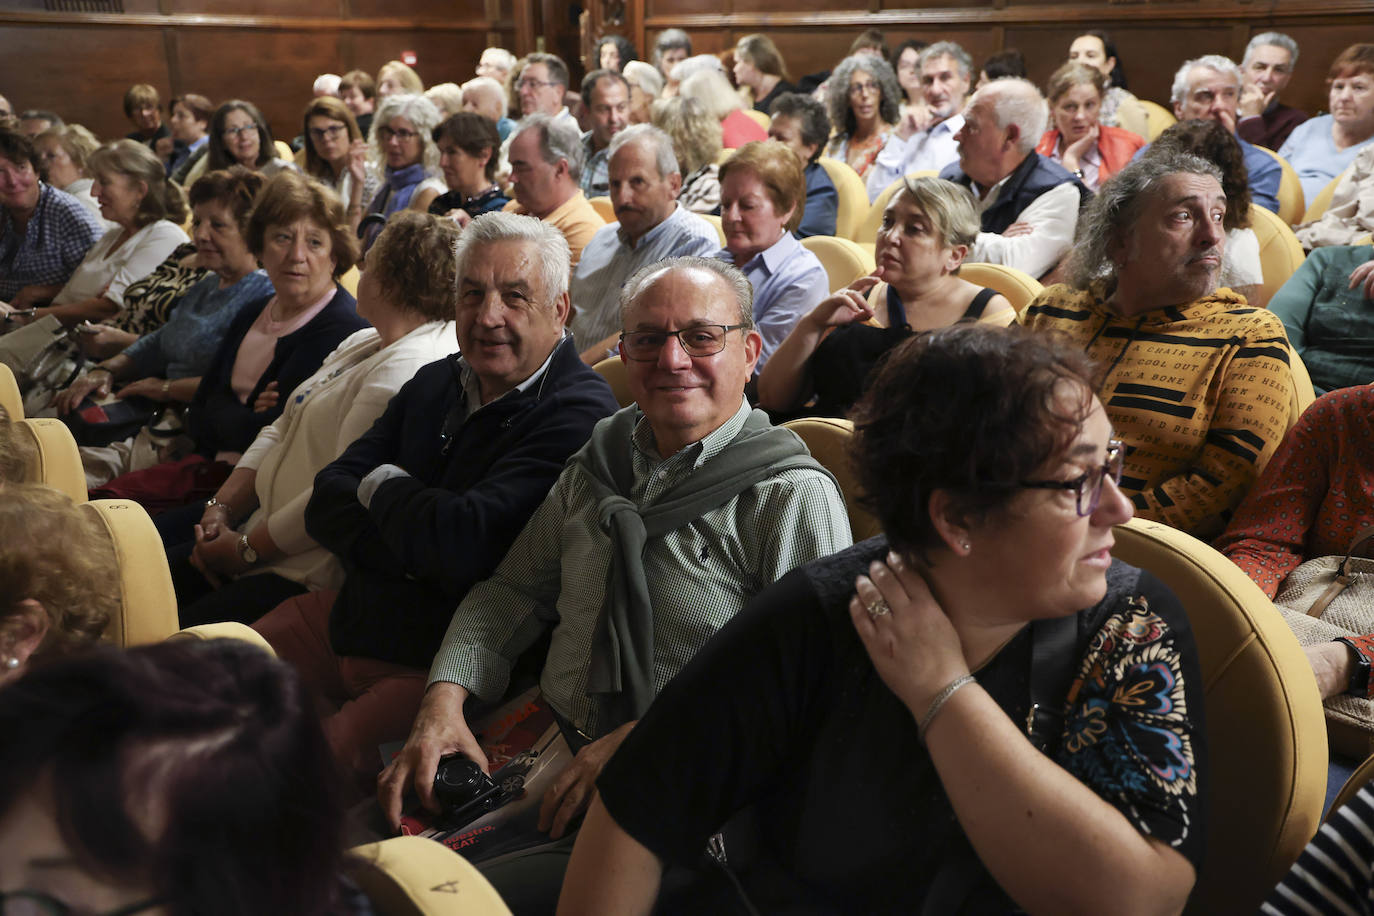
left=0, top=183, right=103, bottom=301
left=713, top=232, right=828, bottom=371
left=1279, top=115, right=1374, bottom=210
left=123, top=270, right=274, bottom=380
left=1133, top=135, right=1282, bottom=215
left=569, top=204, right=720, bottom=353
left=799, top=162, right=838, bottom=239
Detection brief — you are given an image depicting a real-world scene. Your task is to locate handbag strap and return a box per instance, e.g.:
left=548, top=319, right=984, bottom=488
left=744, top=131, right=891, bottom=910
left=1339, top=525, right=1374, bottom=577
left=1303, top=526, right=1374, bottom=618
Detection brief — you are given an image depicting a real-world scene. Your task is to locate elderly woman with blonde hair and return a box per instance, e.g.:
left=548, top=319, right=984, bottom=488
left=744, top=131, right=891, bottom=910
left=377, top=59, right=424, bottom=98
left=623, top=60, right=664, bottom=124
left=32, top=123, right=108, bottom=225
left=680, top=67, right=768, bottom=149
left=652, top=95, right=723, bottom=212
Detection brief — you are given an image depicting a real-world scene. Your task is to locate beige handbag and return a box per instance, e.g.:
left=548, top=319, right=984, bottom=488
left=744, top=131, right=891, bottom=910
left=0, top=315, right=82, bottom=414
left=1274, top=526, right=1374, bottom=757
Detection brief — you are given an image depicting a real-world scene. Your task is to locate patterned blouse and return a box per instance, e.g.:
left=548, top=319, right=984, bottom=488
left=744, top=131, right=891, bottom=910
left=106, top=242, right=209, bottom=338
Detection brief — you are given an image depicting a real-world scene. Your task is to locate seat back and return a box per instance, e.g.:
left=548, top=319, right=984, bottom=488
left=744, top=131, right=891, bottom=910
left=347, top=836, right=513, bottom=916
left=816, top=156, right=870, bottom=241
left=592, top=355, right=634, bottom=408
left=742, top=108, right=771, bottom=131
left=273, top=139, right=295, bottom=162
left=700, top=212, right=726, bottom=246
left=800, top=235, right=876, bottom=292
left=1139, top=100, right=1177, bottom=141
left=781, top=417, right=880, bottom=541
left=1328, top=752, right=1374, bottom=821
left=15, top=417, right=85, bottom=503
left=1110, top=517, right=1326, bottom=915
left=1302, top=168, right=1350, bottom=224
left=0, top=363, right=21, bottom=419
left=1255, top=145, right=1306, bottom=226
left=1249, top=203, right=1306, bottom=305
left=169, top=622, right=278, bottom=655
left=588, top=195, right=615, bottom=223
left=338, top=266, right=360, bottom=298
left=956, top=262, right=1045, bottom=314
left=853, top=170, right=939, bottom=244
left=1288, top=348, right=1316, bottom=430
left=79, top=499, right=180, bottom=646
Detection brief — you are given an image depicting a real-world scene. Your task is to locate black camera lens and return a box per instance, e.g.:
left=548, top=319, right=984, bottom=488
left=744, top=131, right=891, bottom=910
left=433, top=754, right=495, bottom=811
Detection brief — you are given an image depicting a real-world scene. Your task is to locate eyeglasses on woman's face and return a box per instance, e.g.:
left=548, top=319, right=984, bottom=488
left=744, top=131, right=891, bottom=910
left=1020, top=439, right=1125, bottom=517
left=221, top=125, right=256, bottom=138
left=308, top=124, right=346, bottom=142
left=377, top=126, right=419, bottom=143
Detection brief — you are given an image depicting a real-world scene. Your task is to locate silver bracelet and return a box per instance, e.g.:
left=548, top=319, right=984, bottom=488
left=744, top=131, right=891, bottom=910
left=918, top=674, right=976, bottom=742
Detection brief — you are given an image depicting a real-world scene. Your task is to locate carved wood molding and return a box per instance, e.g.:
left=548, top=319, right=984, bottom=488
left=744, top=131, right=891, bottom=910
left=644, top=1, right=1374, bottom=29
left=0, top=9, right=513, bottom=31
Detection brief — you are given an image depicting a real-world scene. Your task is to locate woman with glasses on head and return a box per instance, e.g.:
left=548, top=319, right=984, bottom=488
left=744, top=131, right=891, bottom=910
left=560, top=323, right=1205, bottom=915
left=300, top=96, right=376, bottom=236
left=824, top=54, right=901, bottom=181
left=360, top=93, right=444, bottom=250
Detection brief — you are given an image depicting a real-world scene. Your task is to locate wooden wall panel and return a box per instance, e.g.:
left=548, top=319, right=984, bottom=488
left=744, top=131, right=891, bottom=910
left=349, top=30, right=492, bottom=90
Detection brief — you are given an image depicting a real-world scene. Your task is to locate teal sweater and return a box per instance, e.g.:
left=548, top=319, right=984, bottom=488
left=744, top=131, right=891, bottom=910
left=1269, top=245, right=1374, bottom=395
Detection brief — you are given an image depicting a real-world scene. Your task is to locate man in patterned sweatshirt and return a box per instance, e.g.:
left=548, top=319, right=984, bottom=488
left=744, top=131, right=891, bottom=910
left=1021, top=151, right=1295, bottom=540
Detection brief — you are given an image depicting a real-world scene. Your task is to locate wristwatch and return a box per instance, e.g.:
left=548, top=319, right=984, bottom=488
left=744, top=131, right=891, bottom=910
left=1337, top=636, right=1374, bottom=699
left=237, top=533, right=259, bottom=566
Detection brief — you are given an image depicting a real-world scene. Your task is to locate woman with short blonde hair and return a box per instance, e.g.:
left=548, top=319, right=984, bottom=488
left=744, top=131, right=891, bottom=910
left=653, top=95, right=722, bottom=213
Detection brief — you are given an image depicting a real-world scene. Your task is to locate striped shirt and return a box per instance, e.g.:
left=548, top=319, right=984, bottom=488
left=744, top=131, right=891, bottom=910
left=1021, top=282, right=1294, bottom=540
left=428, top=398, right=853, bottom=738
left=580, top=130, right=611, bottom=198
left=1263, top=785, right=1374, bottom=914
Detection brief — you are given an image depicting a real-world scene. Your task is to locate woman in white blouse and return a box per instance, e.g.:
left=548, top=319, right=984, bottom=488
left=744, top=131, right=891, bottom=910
left=1, top=140, right=188, bottom=327
left=166, top=211, right=461, bottom=627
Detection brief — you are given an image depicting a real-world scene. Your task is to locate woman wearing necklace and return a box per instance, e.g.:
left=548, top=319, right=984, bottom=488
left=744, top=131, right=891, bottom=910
left=428, top=112, right=509, bottom=225
left=824, top=54, right=901, bottom=182
left=758, top=176, right=1013, bottom=419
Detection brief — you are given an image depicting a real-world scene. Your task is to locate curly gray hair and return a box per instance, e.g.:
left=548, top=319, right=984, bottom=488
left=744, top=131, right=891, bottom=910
left=1170, top=55, right=1242, bottom=107
left=368, top=93, right=443, bottom=175
left=826, top=54, right=901, bottom=140
left=1067, top=151, right=1223, bottom=291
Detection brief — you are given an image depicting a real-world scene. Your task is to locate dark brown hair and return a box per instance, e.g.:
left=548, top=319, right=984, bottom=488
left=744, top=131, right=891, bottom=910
left=433, top=111, right=502, bottom=182
left=187, top=166, right=267, bottom=236
left=301, top=96, right=363, bottom=181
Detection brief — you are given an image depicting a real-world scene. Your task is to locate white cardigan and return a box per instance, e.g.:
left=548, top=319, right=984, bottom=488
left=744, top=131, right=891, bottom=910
left=237, top=320, right=458, bottom=591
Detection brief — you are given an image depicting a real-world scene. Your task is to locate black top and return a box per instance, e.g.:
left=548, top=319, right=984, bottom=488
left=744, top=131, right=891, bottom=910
left=599, top=538, right=1208, bottom=914
left=754, top=80, right=797, bottom=115
left=806, top=285, right=999, bottom=419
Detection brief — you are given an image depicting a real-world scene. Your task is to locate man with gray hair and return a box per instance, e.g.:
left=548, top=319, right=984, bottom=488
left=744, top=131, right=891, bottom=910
left=867, top=40, right=973, bottom=199
left=1238, top=32, right=1309, bottom=150
left=379, top=255, right=852, bottom=907
left=1166, top=54, right=1282, bottom=213
left=503, top=113, right=605, bottom=265
left=1021, top=152, right=1293, bottom=539
left=256, top=211, right=620, bottom=786
left=570, top=124, right=719, bottom=362
left=939, top=77, right=1088, bottom=279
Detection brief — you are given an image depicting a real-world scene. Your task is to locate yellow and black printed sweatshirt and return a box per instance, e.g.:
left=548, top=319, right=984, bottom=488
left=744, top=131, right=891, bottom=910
left=1021, top=282, right=1294, bottom=540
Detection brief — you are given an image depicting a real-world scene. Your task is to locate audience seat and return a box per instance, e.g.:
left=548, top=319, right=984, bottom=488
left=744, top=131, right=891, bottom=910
left=347, top=836, right=513, bottom=915
left=169, top=622, right=278, bottom=655
left=816, top=156, right=869, bottom=240
left=15, top=417, right=85, bottom=503
left=1328, top=752, right=1374, bottom=821
left=1255, top=146, right=1306, bottom=226
left=852, top=170, right=939, bottom=246
left=700, top=213, right=726, bottom=246
left=1110, top=516, right=1326, bottom=915
left=592, top=356, right=634, bottom=408
left=1288, top=349, right=1316, bottom=431
left=715, top=147, right=735, bottom=166
left=956, top=262, right=1044, bottom=314
left=80, top=498, right=180, bottom=646
left=273, top=140, right=295, bottom=162
left=0, top=363, right=21, bottom=419
left=1139, top=100, right=1176, bottom=142
left=1249, top=203, right=1306, bottom=305
left=339, top=266, right=360, bottom=298
left=782, top=417, right=880, bottom=541
left=800, top=235, right=876, bottom=292
left=1300, top=168, right=1351, bottom=225
left=588, top=195, right=615, bottom=224
left=742, top=109, right=771, bottom=131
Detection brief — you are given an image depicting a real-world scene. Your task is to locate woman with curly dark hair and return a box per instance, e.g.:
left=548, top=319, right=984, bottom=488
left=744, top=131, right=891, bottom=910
left=824, top=53, right=901, bottom=181
left=597, top=34, right=637, bottom=73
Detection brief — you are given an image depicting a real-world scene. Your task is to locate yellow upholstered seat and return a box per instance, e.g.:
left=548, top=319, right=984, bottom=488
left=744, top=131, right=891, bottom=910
left=338, top=266, right=360, bottom=298
left=274, top=139, right=295, bottom=162
left=1139, top=100, right=1176, bottom=142
left=1329, top=753, right=1374, bottom=821
left=1301, top=169, right=1350, bottom=225
left=742, top=108, right=771, bottom=131
left=1254, top=145, right=1306, bottom=226
left=1111, top=517, right=1326, bottom=914
left=957, top=262, right=1044, bottom=315
left=79, top=498, right=179, bottom=646
left=1249, top=203, right=1306, bottom=306
left=347, top=836, right=512, bottom=915
left=592, top=356, right=634, bottom=408
left=16, top=417, right=85, bottom=503
left=0, top=363, right=21, bottom=419
left=800, top=235, right=875, bottom=292
left=782, top=417, right=880, bottom=542
left=170, top=622, right=277, bottom=655
left=700, top=212, right=725, bottom=246
left=852, top=170, right=939, bottom=245
left=1288, top=349, right=1315, bottom=431
left=588, top=195, right=615, bottom=224
left=816, top=156, right=869, bottom=241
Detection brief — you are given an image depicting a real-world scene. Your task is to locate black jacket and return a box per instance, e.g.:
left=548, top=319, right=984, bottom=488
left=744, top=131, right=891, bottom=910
left=940, top=152, right=1089, bottom=235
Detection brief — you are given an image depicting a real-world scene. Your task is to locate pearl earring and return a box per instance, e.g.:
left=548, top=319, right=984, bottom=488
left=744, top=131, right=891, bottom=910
left=3, top=657, right=18, bottom=670
left=961, top=541, right=971, bottom=551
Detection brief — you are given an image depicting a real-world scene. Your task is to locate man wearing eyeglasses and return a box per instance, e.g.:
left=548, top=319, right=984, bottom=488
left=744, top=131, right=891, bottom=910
left=1020, top=152, right=1294, bottom=540
left=515, top=52, right=577, bottom=130
left=379, top=256, right=851, bottom=909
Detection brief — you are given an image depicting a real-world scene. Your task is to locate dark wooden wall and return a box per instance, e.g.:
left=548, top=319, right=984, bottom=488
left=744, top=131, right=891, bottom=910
left=636, top=1, right=1374, bottom=119
left=0, top=0, right=519, bottom=144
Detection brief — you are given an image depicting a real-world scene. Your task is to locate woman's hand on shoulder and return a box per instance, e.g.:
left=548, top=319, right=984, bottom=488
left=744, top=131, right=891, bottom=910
left=807, top=274, right=880, bottom=329
left=850, top=550, right=969, bottom=714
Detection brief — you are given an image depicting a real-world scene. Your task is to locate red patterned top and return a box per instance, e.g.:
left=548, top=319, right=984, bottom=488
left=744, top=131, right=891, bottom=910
left=1217, top=385, right=1374, bottom=598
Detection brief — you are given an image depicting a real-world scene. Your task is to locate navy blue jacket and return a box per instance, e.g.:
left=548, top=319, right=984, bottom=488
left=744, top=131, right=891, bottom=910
left=799, top=162, right=839, bottom=239
left=306, top=335, right=620, bottom=668
left=940, top=153, right=1089, bottom=235
left=188, top=286, right=364, bottom=457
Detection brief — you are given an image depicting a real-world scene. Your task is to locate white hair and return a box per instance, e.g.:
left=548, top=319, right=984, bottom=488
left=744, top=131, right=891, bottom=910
left=424, top=83, right=464, bottom=118
left=1171, top=55, right=1242, bottom=106
left=456, top=210, right=571, bottom=302
left=670, top=54, right=727, bottom=85
left=608, top=123, right=679, bottom=178
left=971, top=77, right=1047, bottom=155
left=679, top=68, right=742, bottom=120
left=623, top=60, right=665, bottom=99
left=313, top=74, right=341, bottom=96
left=1244, top=32, right=1299, bottom=68
left=461, top=77, right=508, bottom=111
left=512, top=112, right=585, bottom=183
left=480, top=47, right=517, bottom=73
left=368, top=93, right=443, bottom=174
